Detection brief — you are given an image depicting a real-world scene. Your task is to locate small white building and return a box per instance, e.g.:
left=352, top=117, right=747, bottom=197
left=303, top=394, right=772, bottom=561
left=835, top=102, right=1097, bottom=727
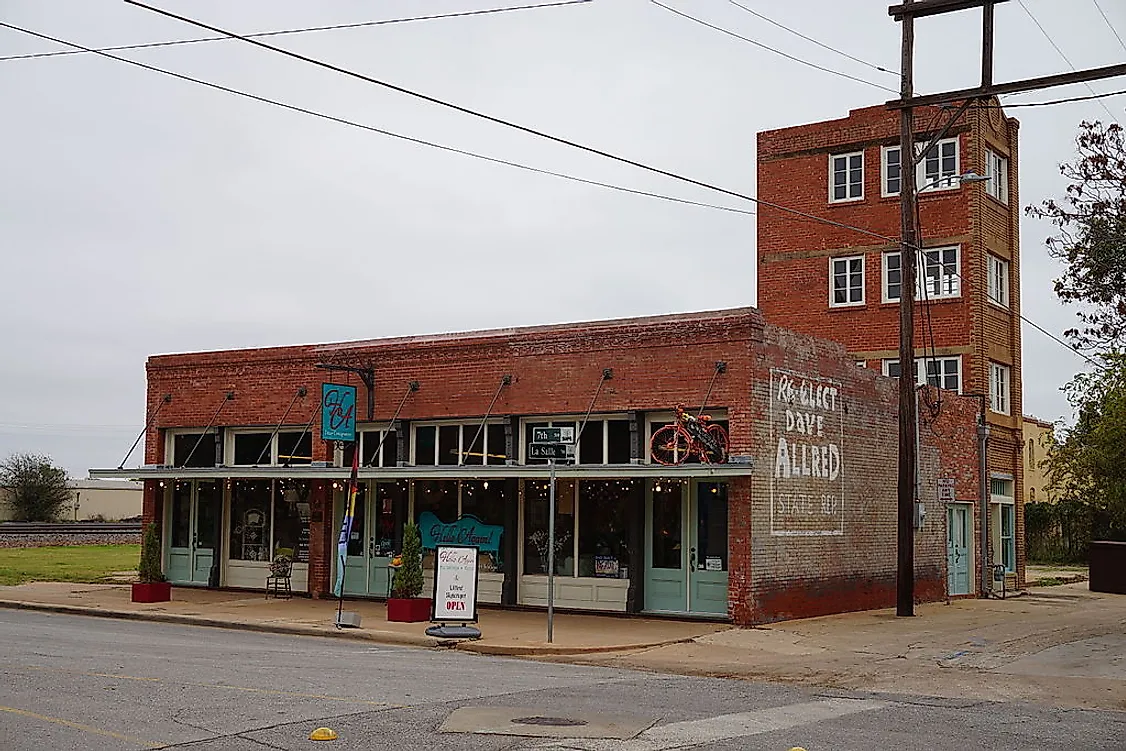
left=0, top=479, right=142, bottom=522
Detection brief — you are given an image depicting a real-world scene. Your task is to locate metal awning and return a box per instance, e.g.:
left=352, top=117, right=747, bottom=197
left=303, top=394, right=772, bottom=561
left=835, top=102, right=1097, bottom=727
left=89, top=462, right=754, bottom=482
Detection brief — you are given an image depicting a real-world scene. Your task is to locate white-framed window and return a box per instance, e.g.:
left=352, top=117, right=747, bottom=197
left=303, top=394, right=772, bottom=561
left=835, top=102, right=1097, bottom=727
left=521, top=415, right=633, bottom=465
left=990, top=476, right=1016, bottom=573
left=166, top=429, right=217, bottom=468
left=883, top=246, right=960, bottom=301
left=880, top=138, right=960, bottom=195
left=880, top=356, right=962, bottom=392
left=855, top=360, right=868, bottom=368
left=412, top=420, right=508, bottom=466
left=829, top=255, right=865, bottom=307
left=226, top=428, right=313, bottom=466
left=341, top=427, right=398, bottom=468
left=829, top=151, right=864, bottom=203
left=987, top=254, right=1010, bottom=308
left=881, top=145, right=902, bottom=197
left=990, top=362, right=1011, bottom=415
left=985, top=148, right=1009, bottom=204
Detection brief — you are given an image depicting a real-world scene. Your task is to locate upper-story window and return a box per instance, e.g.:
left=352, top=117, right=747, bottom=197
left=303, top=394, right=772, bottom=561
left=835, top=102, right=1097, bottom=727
left=990, top=362, right=1011, bottom=415
left=881, top=356, right=962, bottom=393
left=829, top=151, right=864, bottom=203
left=881, top=138, right=960, bottom=195
left=987, top=254, right=1010, bottom=308
left=342, top=428, right=399, bottom=468
left=168, top=430, right=217, bottom=467
left=521, top=416, right=632, bottom=465
left=228, top=429, right=313, bottom=466
left=413, top=421, right=507, bottom=466
left=985, top=148, right=1009, bottom=204
left=883, top=246, right=961, bottom=302
left=829, top=256, right=865, bottom=307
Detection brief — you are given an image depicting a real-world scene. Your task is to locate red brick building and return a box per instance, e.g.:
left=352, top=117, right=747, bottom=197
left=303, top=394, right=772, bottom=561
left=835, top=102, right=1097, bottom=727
left=757, top=101, right=1023, bottom=593
left=93, top=308, right=980, bottom=625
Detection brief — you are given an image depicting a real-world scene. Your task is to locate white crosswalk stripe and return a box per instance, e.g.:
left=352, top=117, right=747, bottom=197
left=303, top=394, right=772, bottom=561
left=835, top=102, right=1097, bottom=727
left=532, top=697, right=889, bottom=750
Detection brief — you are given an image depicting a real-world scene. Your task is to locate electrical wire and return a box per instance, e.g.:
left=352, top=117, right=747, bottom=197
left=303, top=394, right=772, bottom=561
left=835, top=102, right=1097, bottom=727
left=1017, top=0, right=1118, bottom=122
left=1091, top=0, right=1126, bottom=54
left=0, top=23, right=760, bottom=222
left=649, top=1, right=899, bottom=95
left=725, top=0, right=897, bottom=77
left=0, top=1, right=592, bottom=62
left=982, top=88, right=1126, bottom=108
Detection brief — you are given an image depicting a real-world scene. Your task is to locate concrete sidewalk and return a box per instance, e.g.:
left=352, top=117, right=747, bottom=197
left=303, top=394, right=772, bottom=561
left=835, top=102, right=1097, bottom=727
left=1, top=580, right=1123, bottom=710
left=0, top=582, right=724, bottom=655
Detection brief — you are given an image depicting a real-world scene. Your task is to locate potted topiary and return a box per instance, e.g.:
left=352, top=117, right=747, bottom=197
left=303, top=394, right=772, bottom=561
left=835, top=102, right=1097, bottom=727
left=131, top=523, right=172, bottom=603
left=387, top=523, right=430, bottom=622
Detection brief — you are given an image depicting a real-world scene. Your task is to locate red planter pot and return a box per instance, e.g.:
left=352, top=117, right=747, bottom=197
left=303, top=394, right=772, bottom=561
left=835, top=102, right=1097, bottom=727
left=387, top=597, right=431, bottom=623
left=131, top=581, right=172, bottom=603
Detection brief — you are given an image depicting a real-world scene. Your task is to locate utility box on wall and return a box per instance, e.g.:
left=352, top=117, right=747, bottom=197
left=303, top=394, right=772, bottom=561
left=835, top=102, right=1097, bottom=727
left=1089, top=541, right=1126, bottom=595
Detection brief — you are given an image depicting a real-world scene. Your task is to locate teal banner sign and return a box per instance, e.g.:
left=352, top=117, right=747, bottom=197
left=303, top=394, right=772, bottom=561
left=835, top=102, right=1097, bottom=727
left=419, top=512, right=502, bottom=553
left=321, top=383, right=357, bottom=442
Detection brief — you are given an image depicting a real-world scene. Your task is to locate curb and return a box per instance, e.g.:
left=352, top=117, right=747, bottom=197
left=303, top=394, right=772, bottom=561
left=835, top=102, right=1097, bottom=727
left=454, top=635, right=700, bottom=656
left=0, top=599, right=437, bottom=649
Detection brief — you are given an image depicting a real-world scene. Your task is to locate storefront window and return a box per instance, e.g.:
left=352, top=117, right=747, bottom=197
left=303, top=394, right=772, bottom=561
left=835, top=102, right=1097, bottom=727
left=230, top=480, right=272, bottom=561
left=233, top=433, right=272, bottom=466
left=577, top=480, right=635, bottom=578
left=373, top=481, right=406, bottom=555
left=170, top=483, right=192, bottom=548
left=344, top=484, right=367, bottom=557
left=273, top=480, right=311, bottom=562
left=697, top=482, right=728, bottom=571
left=414, top=480, right=458, bottom=524
left=277, top=431, right=312, bottom=465
left=651, top=480, right=684, bottom=569
left=461, top=480, right=506, bottom=527
left=523, top=480, right=575, bottom=575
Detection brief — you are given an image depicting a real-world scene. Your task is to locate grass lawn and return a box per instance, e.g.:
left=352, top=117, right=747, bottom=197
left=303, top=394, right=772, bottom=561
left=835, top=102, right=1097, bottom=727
left=0, top=545, right=140, bottom=586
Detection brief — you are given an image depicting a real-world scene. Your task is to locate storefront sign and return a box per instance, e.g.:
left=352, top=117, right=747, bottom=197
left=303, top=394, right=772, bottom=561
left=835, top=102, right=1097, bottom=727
left=769, top=368, right=845, bottom=536
left=431, top=545, right=479, bottom=623
left=321, top=383, right=357, bottom=442
left=418, top=512, right=502, bottom=553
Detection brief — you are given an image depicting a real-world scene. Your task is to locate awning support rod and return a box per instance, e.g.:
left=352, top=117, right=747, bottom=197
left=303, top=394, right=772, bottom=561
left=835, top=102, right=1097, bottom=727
left=697, top=361, right=727, bottom=418
left=181, top=391, right=234, bottom=468
left=366, top=381, right=420, bottom=466
left=255, top=387, right=308, bottom=465
left=576, top=369, right=613, bottom=442
left=118, top=393, right=172, bottom=469
left=463, top=376, right=510, bottom=464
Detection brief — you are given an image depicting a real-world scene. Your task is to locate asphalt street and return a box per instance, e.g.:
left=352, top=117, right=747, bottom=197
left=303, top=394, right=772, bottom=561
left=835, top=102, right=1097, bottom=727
left=0, top=610, right=1122, bottom=750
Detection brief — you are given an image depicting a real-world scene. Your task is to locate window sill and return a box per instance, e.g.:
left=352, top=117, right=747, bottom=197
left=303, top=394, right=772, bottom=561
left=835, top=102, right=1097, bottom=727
left=987, top=299, right=1011, bottom=312
left=828, top=197, right=865, bottom=205
left=828, top=302, right=866, bottom=310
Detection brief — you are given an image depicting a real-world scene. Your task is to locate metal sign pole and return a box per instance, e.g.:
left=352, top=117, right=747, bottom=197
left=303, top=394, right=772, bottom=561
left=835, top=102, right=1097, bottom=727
left=547, top=458, right=556, bottom=643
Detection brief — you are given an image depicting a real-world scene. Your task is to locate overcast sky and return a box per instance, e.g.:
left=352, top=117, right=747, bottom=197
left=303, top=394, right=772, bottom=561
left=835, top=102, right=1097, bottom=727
left=1, top=0, right=1123, bottom=477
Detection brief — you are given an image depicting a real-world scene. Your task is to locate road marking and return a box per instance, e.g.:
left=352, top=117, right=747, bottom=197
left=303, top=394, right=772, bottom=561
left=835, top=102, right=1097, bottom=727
left=18, top=664, right=400, bottom=707
left=0, top=705, right=162, bottom=748
left=534, top=697, right=889, bottom=750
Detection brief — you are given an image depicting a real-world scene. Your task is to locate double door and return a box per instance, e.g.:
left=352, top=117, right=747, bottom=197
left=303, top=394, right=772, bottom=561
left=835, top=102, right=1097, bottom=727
left=644, top=481, right=729, bottom=615
left=339, top=482, right=405, bottom=598
left=946, top=503, right=972, bottom=596
left=167, top=481, right=219, bottom=585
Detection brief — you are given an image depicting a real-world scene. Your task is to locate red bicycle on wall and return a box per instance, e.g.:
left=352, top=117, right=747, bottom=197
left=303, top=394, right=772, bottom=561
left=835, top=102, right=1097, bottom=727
left=650, top=405, right=729, bottom=465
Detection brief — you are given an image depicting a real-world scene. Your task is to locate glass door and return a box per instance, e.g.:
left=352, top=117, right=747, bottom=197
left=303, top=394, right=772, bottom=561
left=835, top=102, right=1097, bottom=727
left=338, top=482, right=403, bottom=598
left=340, top=484, right=368, bottom=597
left=689, top=482, right=729, bottom=615
left=644, top=480, right=688, bottom=612
left=166, top=481, right=217, bottom=585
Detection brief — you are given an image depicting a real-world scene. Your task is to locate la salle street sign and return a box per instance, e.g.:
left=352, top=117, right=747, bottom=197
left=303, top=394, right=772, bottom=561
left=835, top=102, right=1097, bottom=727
left=528, top=443, right=573, bottom=460
left=532, top=426, right=575, bottom=444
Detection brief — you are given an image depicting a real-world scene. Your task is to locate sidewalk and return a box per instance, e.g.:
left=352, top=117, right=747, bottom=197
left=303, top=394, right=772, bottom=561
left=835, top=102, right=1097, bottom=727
left=1, top=580, right=1123, bottom=710
left=0, top=582, right=723, bottom=655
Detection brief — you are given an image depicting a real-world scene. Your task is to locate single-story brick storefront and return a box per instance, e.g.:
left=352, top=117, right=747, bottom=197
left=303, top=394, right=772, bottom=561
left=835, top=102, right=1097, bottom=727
left=92, top=307, right=984, bottom=625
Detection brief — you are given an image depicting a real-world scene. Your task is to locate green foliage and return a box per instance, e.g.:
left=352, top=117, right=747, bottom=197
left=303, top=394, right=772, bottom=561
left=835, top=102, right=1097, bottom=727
left=0, top=544, right=140, bottom=586
left=1043, top=353, right=1126, bottom=552
left=1025, top=500, right=1094, bottom=564
left=1027, top=121, right=1126, bottom=351
left=0, top=452, right=71, bottom=522
left=137, top=523, right=165, bottom=583
left=391, top=523, right=424, bottom=599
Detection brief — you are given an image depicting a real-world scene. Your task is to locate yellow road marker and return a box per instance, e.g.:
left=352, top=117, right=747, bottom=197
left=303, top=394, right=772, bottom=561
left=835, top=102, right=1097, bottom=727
left=310, top=726, right=338, bottom=740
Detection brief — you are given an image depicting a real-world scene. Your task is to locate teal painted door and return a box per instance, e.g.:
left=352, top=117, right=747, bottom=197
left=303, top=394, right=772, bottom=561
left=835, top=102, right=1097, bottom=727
left=645, top=481, right=688, bottom=612
left=166, top=481, right=217, bottom=585
left=336, top=483, right=397, bottom=597
left=947, top=504, right=971, bottom=595
left=689, top=482, right=729, bottom=615
left=340, top=484, right=368, bottom=596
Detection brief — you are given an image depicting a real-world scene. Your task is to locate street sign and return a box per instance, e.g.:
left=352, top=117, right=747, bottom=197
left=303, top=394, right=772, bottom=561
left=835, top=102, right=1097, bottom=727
left=532, top=426, right=575, bottom=444
left=529, top=442, right=573, bottom=460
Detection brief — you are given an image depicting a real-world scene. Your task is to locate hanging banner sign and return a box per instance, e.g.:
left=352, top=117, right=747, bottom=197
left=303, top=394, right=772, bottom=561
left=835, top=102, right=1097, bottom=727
left=418, top=512, right=502, bottom=553
left=321, top=383, right=357, bottom=442
left=431, top=545, right=480, bottom=623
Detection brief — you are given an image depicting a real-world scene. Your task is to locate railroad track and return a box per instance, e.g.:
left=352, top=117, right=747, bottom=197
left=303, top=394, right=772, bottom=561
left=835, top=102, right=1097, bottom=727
left=0, top=521, right=141, bottom=535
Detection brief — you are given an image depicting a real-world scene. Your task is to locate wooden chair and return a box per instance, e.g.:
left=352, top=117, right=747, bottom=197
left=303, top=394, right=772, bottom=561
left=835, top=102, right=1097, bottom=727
left=266, top=555, right=293, bottom=599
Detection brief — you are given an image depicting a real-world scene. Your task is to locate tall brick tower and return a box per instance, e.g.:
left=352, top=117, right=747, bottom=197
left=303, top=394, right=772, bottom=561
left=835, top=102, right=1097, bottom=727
left=756, top=101, right=1023, bottom=587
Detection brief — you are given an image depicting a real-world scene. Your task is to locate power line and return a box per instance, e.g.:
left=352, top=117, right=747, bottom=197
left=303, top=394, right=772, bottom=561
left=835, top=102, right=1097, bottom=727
left=1091, top=0, right=1126, bottom=54
left=0, top=1, right=591, bottom=62
left=726, top=0, right=897, bottom=77
left=1, top=23, right=757, bottom=222
left=984, top=88, right=1126, bottom=108
left=1017, top=0, right=1118, bottom=122
left=649, top=1, right=899, bottom=95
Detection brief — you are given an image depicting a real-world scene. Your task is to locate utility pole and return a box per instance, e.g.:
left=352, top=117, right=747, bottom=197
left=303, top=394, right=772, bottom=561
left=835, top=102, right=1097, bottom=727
left=895, top=0, right=918, bottom=618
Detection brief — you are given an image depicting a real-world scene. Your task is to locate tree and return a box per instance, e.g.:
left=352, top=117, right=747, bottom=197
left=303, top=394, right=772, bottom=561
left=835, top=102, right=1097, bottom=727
left=0, top=453, right=71, bottom=522
left=1027, top=121, right=1126, bottom=351
left=1046, top=353, right=1126, bottom=543
left=391, top=523, right=424, bottom=599
left=137, top=523, right=166, bottom=582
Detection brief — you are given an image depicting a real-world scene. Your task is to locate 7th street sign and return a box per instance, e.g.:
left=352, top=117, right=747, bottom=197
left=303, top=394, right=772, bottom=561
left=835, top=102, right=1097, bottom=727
left=532, top=426, right=575, bottom=444
left=529, top=443, right=574, bottom=460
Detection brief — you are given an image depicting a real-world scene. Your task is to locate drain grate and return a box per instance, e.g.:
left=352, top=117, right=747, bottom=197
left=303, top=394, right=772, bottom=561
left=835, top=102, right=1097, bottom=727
left=512, top=716, right=589, bottom=727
